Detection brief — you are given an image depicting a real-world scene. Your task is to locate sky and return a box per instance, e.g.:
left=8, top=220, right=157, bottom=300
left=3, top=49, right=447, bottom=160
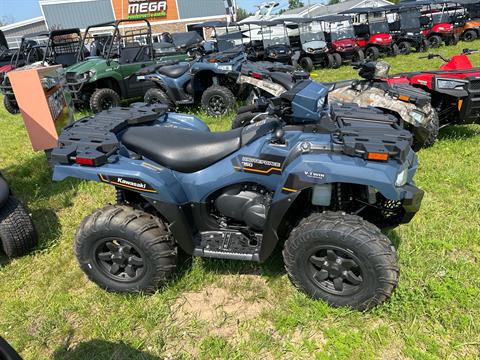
left=0, top=0, right=298, bottom=24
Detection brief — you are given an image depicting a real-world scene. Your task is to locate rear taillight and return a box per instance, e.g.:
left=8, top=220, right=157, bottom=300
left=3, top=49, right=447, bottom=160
left=76, top=157, right=95, bottom=166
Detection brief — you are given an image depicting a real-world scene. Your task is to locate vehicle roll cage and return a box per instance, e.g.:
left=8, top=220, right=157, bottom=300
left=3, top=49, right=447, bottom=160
left=77, top=19, right=154, bottom=62
left=316, top=15, right=356, bottom=41
left=339, top=7, right=391, bottom=35
left=11, top=32, right=49, bottom=68
left=242, top=19, right=292, bottom=47
left=281, top=17, right=327, bottom=44
left=43, top=28, right=82, bottom=67
left=193, top=21, right=244, bottom=52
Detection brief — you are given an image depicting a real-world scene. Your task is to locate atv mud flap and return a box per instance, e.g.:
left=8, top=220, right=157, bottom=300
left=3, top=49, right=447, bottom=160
left=399, top=184, right=424, bottom=224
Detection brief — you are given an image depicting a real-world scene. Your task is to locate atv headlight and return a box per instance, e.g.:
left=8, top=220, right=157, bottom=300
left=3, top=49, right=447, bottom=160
left=409, top=110, right=426, bottom=125
left=395, top=167, right=408, bottom=187
left=317, top=96, right=326, bottom=110
left=307, top=47, right=314, bottom=53
left=218, top=64, right=233, bottom=71
left=436, top=78, right=467, bottom=90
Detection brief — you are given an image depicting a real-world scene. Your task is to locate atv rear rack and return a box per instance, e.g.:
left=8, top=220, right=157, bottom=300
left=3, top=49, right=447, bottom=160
left=52, top=104, right=167, bottom=166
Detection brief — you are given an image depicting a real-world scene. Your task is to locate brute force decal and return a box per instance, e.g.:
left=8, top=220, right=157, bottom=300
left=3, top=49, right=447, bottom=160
left=99, top=175, right=157, bottom=193
left=232, top=154, right=285, bottom=176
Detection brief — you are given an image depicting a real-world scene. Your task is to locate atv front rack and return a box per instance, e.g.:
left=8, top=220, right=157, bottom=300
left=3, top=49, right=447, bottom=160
left=52, top=104, right=168, bottom=166
left=330, top=104, right=413, bottom=163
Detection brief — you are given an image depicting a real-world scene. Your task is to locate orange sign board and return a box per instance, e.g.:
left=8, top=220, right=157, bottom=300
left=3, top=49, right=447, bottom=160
left=111, top=0, right=179, bottom=21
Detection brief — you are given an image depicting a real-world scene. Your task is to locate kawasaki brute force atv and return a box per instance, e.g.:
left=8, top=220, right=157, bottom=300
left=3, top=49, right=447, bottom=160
left=0, top=172, right=37, bottom=258
left=51, top=87, right=424, bottom=310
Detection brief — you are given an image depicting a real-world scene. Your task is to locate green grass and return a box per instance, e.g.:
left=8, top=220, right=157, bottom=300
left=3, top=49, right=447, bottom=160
left=1, top=41, right=480, bottom=359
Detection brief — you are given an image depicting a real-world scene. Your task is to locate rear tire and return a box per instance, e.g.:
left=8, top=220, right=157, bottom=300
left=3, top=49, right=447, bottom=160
left=3, top=96, right=19, bottom=115
left=324, top=53, right=335, bottom=68
left=283, top=212, right=399, bottom=310
left=365, top=46, right=380, bottom=60
left=398, top=41, right=412, bottom=55
left=332, top=53, right=342, bottom=68
left=419, top=39, right=430, bottom=52
left=299, top=56, right=314, bottom=72
left=353, top=49, right=365, bottom=62
left=201, top=85, right=236, bottom=116
left=75, top=205, right=178, bottom=293
left=0, top=196, right=37, bottom=258
left=390, top=43, right=400, bottom=57
left=428, top=35, right=442, bottom=48
left=463, top=29, right=478, bottom=42
left=90, top=88, right=120, bottom=113
left=144, top=88, right=174, bottom=110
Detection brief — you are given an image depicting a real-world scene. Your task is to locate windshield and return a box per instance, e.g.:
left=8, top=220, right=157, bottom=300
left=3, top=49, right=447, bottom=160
left=431, top=12, right=451, bottom=24
left=216, top=31, right=244, bottom=51
left=330, top=20, right=354, bottom=41
left=299, top=21, right=325, bottom=43
left=369, top=21, right=389, bottom=34
left=399, top=11, right=421, bottom=29
left=261, top=25, right=290, bottom=47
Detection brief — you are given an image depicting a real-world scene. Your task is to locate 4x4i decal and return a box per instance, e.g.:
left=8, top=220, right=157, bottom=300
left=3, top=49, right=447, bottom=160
left=282, top=172, right=327, bottom=194
left=232, top=154, right=285, bottom=176
left=99, top=174, right=157, bottom=193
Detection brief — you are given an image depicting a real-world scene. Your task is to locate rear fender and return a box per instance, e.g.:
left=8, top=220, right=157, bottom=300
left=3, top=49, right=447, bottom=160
left=53, top=159, right=188, bottom=204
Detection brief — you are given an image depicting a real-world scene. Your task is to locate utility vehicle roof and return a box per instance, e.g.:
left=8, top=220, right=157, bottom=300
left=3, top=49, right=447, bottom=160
left=49, top=28, right=81, bottom=38
left=339, top=7, right=388, bottom=14
left=316, top=15, right=351, bottom=23
left=279, top=17, right=319, bottom=23
left=192, top=21, right=233, bottom=28
left=242, top=19, right=286, bottom=26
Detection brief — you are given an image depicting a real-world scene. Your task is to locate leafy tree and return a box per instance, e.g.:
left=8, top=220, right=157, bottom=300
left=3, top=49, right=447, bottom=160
left=328, top=0, right=340, bottom=4
left=236, top=7, right=252, bottom=21
left=288, top=0, right=305, bottom=10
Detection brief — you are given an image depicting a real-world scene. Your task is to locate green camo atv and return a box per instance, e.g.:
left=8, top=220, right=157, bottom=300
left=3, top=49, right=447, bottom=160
left=65, top=19, right=198, bottom=113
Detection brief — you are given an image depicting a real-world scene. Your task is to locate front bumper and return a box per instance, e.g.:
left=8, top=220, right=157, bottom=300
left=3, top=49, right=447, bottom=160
left=399, top=183, right=425, bottom=224
left=458, top=77, right=480, bottom=123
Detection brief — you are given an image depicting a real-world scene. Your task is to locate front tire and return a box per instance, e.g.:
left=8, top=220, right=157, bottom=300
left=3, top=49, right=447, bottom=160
left=283, top=212, right=399, bottom=310
left=75, top=205, right=177, bottom=293
left=0, top=196, right=37, bottom=258
left=332, top=53, right=342, bottom=68
left=419, top=105, right=440, bottom=149
left=201, top=85, right=236, bottom=116
left=365, top=46, right=380, bottom=60
left=299, top=56, right=314, bottom=72
left=428, top=35, right=442, bottom=48
left=390, top=43, right=400, bottom=57
left=3, top=96, right=19, bottom=115
left=89, top=88, right=121, bottom=113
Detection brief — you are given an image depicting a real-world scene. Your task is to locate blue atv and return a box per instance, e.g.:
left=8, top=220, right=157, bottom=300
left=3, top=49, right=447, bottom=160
left=51, top=81, right=423, bottom=310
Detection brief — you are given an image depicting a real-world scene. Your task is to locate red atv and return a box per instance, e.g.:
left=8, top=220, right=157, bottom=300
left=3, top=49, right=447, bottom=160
left=386, top=49, right=480, bottom=125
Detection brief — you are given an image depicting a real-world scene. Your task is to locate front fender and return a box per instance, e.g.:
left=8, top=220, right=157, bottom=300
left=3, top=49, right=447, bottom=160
left=277, top=151, right=416, bottom=202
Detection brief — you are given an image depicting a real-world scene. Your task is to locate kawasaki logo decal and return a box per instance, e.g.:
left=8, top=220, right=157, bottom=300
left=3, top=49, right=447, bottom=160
left=99, top=174, right=156, bottom=192
left=232, top=154, right=285, bottom=176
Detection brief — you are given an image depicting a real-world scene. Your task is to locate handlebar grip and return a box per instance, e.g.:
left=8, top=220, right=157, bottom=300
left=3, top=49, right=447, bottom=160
left=237, top=103, right=260, bottom=114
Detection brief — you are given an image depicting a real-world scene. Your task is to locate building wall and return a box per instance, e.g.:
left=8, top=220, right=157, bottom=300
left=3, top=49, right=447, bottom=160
left=176, top=0, right=226, bottom=19
left=2, top=20, right=48, bottom=49
left=41, top=0, right=115, bottom=30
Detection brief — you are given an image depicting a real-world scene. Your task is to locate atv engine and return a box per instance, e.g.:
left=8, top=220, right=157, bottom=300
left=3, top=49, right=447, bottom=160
left=214, top=185, right=271, bottom=231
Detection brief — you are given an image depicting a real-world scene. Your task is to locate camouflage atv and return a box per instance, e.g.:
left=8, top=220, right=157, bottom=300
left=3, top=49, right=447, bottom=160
left=328, top=61, right=439, bottom=150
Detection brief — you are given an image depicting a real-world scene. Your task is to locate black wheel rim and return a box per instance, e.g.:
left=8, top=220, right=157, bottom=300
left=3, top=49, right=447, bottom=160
left=209, top=95, right=227, bottom=115
left=94, top=238, right=146, bottom=282
left=307, top=245, right=364, bottom=296
left=366, top=49, right=375, bottom=60
left=399, top=44, right=407, bottom=54
left=465, top=32, right=473, bottom=41
left=429, top=37, right=439, bottom=48
left=100, top=97, right=114, bottom=110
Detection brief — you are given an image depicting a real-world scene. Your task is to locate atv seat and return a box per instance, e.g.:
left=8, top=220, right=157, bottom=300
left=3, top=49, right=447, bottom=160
left=122, top=127, right=243, bottom=172
left=157, top=64, right=190, bottom=78
left=270, top=72, right=295, bottom=91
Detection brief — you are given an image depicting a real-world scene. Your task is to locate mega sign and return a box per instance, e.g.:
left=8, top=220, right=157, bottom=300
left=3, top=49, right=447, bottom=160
left=111, top=0, right=179, bottom=21
left=128, top=0, right=167, bottom=19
